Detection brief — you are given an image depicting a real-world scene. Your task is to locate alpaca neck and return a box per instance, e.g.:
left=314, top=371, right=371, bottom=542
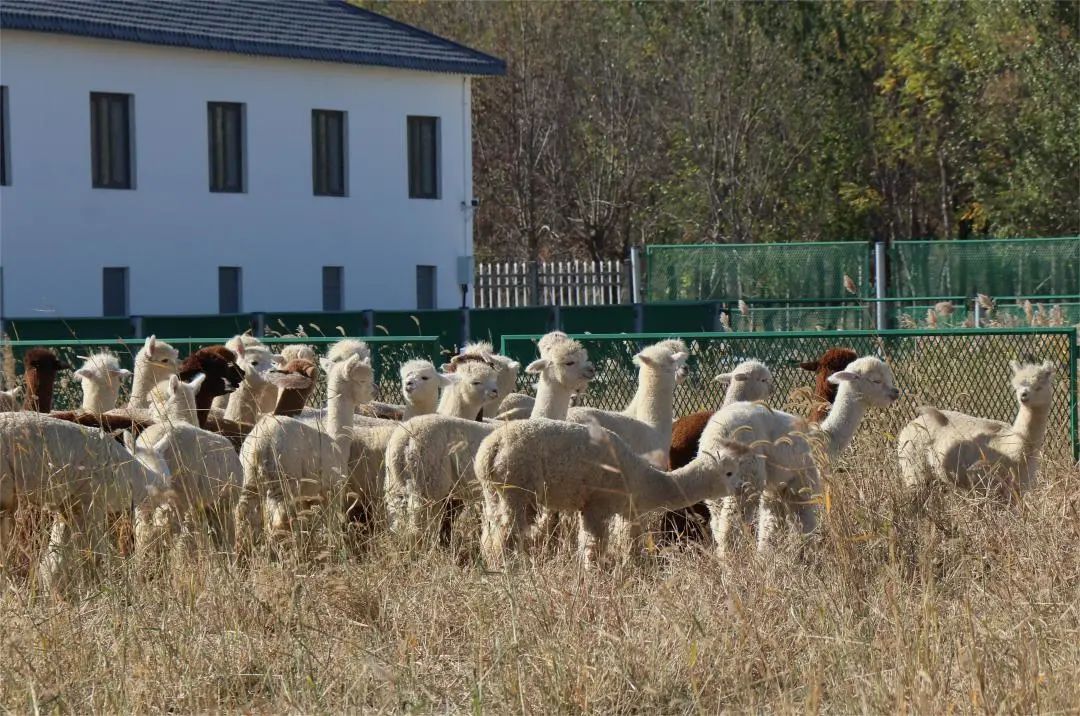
left=224, top=378, right=262, bottom=423
left=193, top=389, right=220, bottom=429
left=129, top=361, right=171, bottom=409
left=325, top=376, right=358, bottom=441
left=437, top=389, right=482, bottom=419
left=403, top=392, right=439, bottom=420
left=817, top=383, right=868, bottom=459
left=633, top=370, right=676, bottom=442
left=274, top=386, right=312, bottom=417
left=1011, top=403, right=1051, bottom=455
left=631, top=457, right=726, bottom=514
left=24, top=370, right=55, bottom=412
left=81, top=381, right=119, bottom=414
left=531, top=377, right=573, bottom=419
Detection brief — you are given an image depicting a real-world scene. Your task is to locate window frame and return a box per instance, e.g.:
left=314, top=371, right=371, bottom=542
left=90, top=92, right=134, bottom=190
left=208, top=101, right=245, bottom=193
left=311, top=109, right=347, bottom=197
left=407, top=116, right=440, bottom=200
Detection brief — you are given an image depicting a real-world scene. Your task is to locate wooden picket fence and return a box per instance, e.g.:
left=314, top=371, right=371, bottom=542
left=475, top=259, right=627, bottom=307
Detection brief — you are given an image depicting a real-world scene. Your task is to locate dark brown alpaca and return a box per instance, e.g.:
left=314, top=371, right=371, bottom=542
left=20, top=348, right=70, bottom=412
left=179, top=346, right=245, bottom=428
left=799, top=347, right=858, bottom=424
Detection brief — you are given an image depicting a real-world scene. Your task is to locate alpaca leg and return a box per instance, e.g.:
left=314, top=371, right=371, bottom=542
left=233, top=480, right=262, bottom=553
left=755, top=490, right=784, bottom=553
left=790, top=468, right=821, bottom=538
left=479, top=487, right=504, bottom=568
left=710, top=494, right=753, bottom=559
left=607, top=515, right=643, bottom=562
left=577, top=509, right=608, bottom=569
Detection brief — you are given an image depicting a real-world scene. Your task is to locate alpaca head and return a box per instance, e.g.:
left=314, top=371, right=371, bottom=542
left=443, top=358, right=500, bottom=410
left=800, top=347, right=857, bottom=403
left=399, top=359, right=448, bottom=405
left=74, top=351, right=132, bottom=404
left=326, top=339, right=371, bottom=365
left=278, top=343, right=317, bottom=364
left=826, top=355, right=899, bottom=409
left=448, top=347, right=520, bottom=403
left=320, top=353, right=375, bottom=406
left=179, top=346, right=244, bottom=400
left=536, top=331, right=570, bottom=356
left=0, top=386, right=23, bottom=412
left=697, top=437, right=759, bottom=495
left=230, top=342, right=277, bottom=388
left=123, top=430, right=173, bottom=486
left=715, top=359, right=773, bottom=402
left=632, top=340, right=689, bottom=383
left=267, top=358, right=320, bottom=390
left=22, top=347, right=70, bottom=411
left=136, top=335, right=181, bottom=373
left=1009, top=360, right=1055, bottom=408
left=525, top=338, right=595, bottom=393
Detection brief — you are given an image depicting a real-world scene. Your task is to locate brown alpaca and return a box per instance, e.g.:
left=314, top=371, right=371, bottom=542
left=179, top=346, right=245, bottom=428
left=20, top=348, right=70, bottom=412
left=799, top=347, right=858, bottom=424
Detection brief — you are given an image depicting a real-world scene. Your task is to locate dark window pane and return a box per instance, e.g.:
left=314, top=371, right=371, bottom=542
left=219, top=267, right=242, bottom=313
left=322, top=266, right=343, bottom=311
left=312, top=110, right=345, bottom=196
left=1, top=86, right=8, bottom=186
left=408, top=116, right=439, bottom=199
left=416, top=265, right=436, bottom=309
left=90, top=93, right=132, bottom=189
left=103, top=267, right=128, bottom=316
left=208, top=102, right=244, bottom=192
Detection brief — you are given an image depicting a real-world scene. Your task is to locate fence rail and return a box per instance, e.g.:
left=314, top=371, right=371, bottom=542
left=501, top=328, right=1079, bottom=461
left=475, top=259, right=625, bottom=308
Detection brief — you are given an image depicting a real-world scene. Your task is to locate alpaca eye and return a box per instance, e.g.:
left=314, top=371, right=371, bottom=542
left=726, top=471, right=734, bottom=477
left=421, top=376, right=429, bottom=380
left=565, top=361, right=576, bottom=366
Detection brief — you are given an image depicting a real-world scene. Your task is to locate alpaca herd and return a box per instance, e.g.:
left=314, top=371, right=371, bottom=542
left=0, top=331, right=1059, bottom=594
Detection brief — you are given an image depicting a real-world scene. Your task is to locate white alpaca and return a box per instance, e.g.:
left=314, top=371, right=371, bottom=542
left=72, top=352, right=132, bottom=413
left=898, top=360, right=1055, bottom=497
left=127, top=335, right=180, bottom=409
left=701, top=356, right=899, bottom=553
left=236, top=353, right=373, bottom=544
left=343, top=359, right=498, bottom=524
left=212, top=335, right=282, bottom=417
left=278, top=343, right=317, bottom=363
left=0, top=412, right=170, bottom=591
left=475, top=418, right=755, bottom=567
left=135, top=373, right=244, bottom=549
left=623, top=338, right=690, bottom=418
left=398, top=359, right=448, bottom=419
left=454, top=341, right=521, bottom=417
left=715, top=360, right=773, bottom=404
left=493, top=332, right=593, bottom=420
left=0, top=387, right=23, bottom=412
left=568, top=340, right=689, bottom=467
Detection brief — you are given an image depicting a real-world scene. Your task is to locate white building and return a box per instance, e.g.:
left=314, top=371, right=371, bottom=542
left=0, top=0, right=503, bottom=318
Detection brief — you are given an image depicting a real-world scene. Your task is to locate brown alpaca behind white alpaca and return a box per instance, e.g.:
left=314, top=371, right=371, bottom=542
left=898, top=360, right=1055, bottom=497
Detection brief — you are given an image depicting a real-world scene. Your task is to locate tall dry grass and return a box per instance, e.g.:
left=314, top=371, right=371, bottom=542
left=2, top=431, right=1079, bottom=713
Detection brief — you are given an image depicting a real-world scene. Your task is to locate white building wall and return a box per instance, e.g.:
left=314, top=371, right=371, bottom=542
left=0, top=31, right=474, bottom=317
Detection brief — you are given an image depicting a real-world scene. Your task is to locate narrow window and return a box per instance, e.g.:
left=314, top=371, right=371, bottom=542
left=416, top=265, right=437, bottom=309
left=1, top=86, right=9, bottom=186
left=208, top=102, right=244, bottom=192
left=407, top=116, right=439, bottom=199
left=322, top=266, right=343, bottom=312
left=103, top=267, right=129, bottom=316
left=312, top=109, right=346, bottom=196
left=90, top=92, right=133, bottom=189
left=219, top=266, right=242, bottom=313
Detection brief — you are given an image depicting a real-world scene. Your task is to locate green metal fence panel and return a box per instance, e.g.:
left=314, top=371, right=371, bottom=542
left=502, top=328, right=1079, bottom=461
left=1, top=335, right=441, bottom=411
left=262, top=311, right=369, bottom=338
left=643, top=302, right=717, bottom=333
left=2, top=317, right=135, bottom=341
left=890, top=237, right=1080, bottom=299
left=142, top=314, right=257, bottom=340
left=560, top=305, right=637, bottom=334
left=731, top=304, right=873, bottom=332
left=645, top=241, right=871, bottom=302
left=372, top=310, right=461, bottom=356
left=469, top=307, right=554, bottom=348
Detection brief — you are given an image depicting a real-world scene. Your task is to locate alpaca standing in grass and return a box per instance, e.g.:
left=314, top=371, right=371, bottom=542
left=236, top=354, right=373, bottom=547
left=702, top=356, right=899, bottom=553
left=476, top=418, right=755, bottom=568
left=898, top=360, right=1055, bottom=498
left=127, top=336, right=180, bottom=410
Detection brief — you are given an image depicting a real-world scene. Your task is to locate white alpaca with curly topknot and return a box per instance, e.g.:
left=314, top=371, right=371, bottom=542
left=454, top=341, right=520, bottom=416
left=702, top=355, right=899, bottom=554
left=898, top=360, right=1055, bottom=497
left=127, top=335, right=180, bottom=409
left=715, top=359, right=773, bottom=404
left=72, top=352, right=132, bottom=414
left=475, top=418, right=755, bottom=567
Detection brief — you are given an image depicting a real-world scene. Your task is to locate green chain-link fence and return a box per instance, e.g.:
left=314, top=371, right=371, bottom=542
left=645, top=241, right=871, bottom=302
left=502, top=328, right=1079, bottom=461
left=0, top=336, right=441, bottom=410
left=890, top=237, right=1079, bottom=299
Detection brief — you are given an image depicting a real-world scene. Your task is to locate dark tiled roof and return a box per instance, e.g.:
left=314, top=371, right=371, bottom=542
left=0, top=0, right=505, bottom=76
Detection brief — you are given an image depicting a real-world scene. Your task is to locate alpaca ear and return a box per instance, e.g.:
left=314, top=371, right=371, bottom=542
left=1009, top=360, right=1021, bottom=374
left=632, top=352, right=654, bottom=368
left=827, top=370, right=859, bottom=385
left=505, top=360, right=521, bottom=371
left=122, top=430, right=136, bottom=453
left=715, top=438, right=752, bottom=456
left=169, top=374, right=182, bottom=393
left=713, top=372, right=733, bottom=384
left=113, top=368, right=133, bottom=379
left=799, top=360, right=819, bottom=372
left=234, top=342, right=246, bottom=359
left=152, top=434, right=171, bottom=457
left=1040, top=360, right=1055, bottom=373
left=74, top=367, right=96, bottom=381
left=525, top=358, right=549, bottom=375
left=145, top=335, right=157, bottom=353
left=671, top=351, right=689, bottom=364
left=319, top=357, right=334, bottom=373
left=187, top=373, right=207, bottom=393
left=270, top=354, right=286, bottom=368
left=436, top=373, right=453, bottom=387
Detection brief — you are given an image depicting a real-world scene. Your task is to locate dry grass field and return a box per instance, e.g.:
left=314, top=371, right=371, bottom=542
left=2, top=423, right=1079, bottom=714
